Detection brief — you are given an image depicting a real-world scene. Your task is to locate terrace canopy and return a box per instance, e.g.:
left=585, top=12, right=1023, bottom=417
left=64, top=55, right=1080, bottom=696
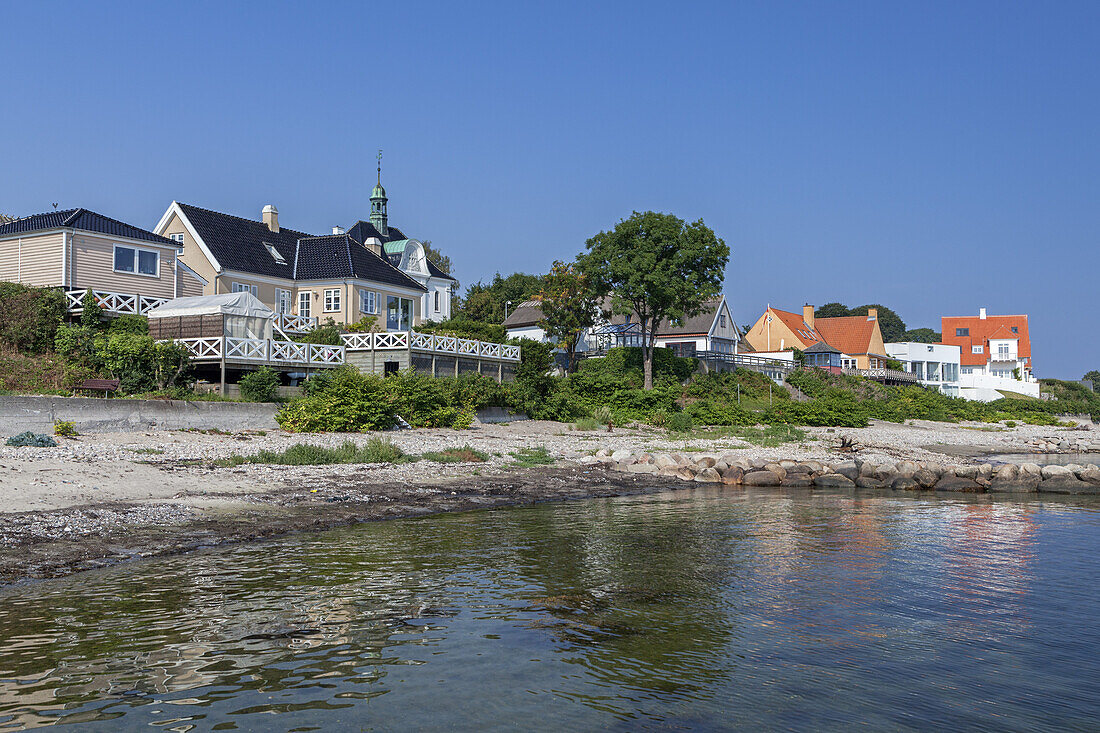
left=146, top=292, right=275, bottom=340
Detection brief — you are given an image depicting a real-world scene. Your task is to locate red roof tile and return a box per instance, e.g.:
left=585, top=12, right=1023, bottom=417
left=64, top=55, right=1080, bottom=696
left=767, top=308, right=821, bottom=348
left=941, top=314, right=1031, bottom=367
left=814, top=315, right=880, bottom=357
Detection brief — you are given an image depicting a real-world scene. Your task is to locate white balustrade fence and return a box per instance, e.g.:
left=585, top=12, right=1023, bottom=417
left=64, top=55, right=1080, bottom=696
left=340, top=332, right=520, bottom=361
left=166, top=338, right=345, bottom=367
left=274, top=313, right=317, bottom=333
left=65, top=288, right=168, bottom=315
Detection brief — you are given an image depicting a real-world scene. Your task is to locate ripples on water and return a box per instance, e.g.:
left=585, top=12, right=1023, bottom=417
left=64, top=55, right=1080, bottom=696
left=1, top=488, right=1099, bottom=731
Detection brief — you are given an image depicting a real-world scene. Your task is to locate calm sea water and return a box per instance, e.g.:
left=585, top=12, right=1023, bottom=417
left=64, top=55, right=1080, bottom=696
left=1, top=487, right=1099, bottom=731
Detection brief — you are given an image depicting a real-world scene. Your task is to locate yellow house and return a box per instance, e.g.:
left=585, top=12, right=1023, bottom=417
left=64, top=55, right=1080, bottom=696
left=743, top=304, right=890, bottom=370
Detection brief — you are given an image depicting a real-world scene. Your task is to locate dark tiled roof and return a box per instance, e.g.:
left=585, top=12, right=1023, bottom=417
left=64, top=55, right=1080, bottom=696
left=346, top=220, right=456, bottom=282
left=294, top=234, right=425, bottom=291
left=177, top=202, right=305, bottom=278
left=0, top=208, right=176, bottom=246
left=804, top=341, right=841, bottom=354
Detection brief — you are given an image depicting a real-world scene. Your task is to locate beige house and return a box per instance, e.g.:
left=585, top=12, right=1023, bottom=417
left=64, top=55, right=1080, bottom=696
left=0, top=208, right=204, bottom=312
left=154, top=198, right=446, bottom=332
left=743, top=304, right=889, bottom=370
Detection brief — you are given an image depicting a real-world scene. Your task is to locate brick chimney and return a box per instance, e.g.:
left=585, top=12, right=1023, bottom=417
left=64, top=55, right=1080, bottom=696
left=867, top=307, right=878, bottom=320
left=803, top=304, right=815, bottom=330
left=262, top=204, right=279, bottom=233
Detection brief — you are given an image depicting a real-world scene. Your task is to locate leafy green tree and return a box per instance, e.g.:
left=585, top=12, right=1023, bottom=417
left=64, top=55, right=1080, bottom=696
left=461, top=291, right=495, bottom=322
left=535, top=260, right=600, bottom=373
left=1084, top=370, right=1100, bottom=386
left=902, top=327, right=942, bottom=343
left=580, top=211, right=729, bottom=389
left=461, top=272, right=542, bottom=323
left=80, top=289, right=103, bottom=329
left=421, top=241, right=452, bottom=275
left=814, top=302, right=850, bottom=319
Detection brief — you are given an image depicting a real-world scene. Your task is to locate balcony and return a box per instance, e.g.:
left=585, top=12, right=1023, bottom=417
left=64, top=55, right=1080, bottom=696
left=171, top=337, right=345, bottom=367
left=65, top=288, right=168, bottom=316
left=273, top=313, right=318, bottom=334
left=341, top=331, right=521, bottom=361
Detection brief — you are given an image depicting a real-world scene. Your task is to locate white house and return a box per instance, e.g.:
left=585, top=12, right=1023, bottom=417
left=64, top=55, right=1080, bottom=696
left=941, top=308, right=1040, bottom=401
left=652, top=297, right=740, bottom=357
left=885, top=342, right=962, bottom=396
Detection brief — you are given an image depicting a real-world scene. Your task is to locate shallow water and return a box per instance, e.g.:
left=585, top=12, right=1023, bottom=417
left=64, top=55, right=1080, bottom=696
left=987, top=452, right=1100, bottom=467
left=1, top=487, right=1099, bottom=731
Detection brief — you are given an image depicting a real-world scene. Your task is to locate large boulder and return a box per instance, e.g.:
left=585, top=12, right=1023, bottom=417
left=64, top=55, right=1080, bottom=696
left=988, top=474, right=1040, bottom=493
left=782, top=474, right=814, bottom=488
left=891, top=476, right=920, bottom=491
left=694, top=467, right=722, bottom=483
left=954, top=465, right=979, bottom=480
left=1041, top=464, right=1072, bottom=480
left=720, top=466, right=744, bottom=484
left=993, top=464, right=1019, bottom=481
left=1078, top=465, right=1100, bottom=485
left=856, top=476, right=886, bottom=489
left=763, top=463, right=788, bottom=481
left=801, top=460, right=826, bottom=475
left=1040, top=475, right=1100, bottom=494
left=814, top=473, right=856, bottom=489
left=743, top=470, right=782, bottom=486
left=913, top=468, right=939, bottom=489
left=934, top=475, right=984, bottom=492
left=625, top=463, right=657, bottom=474
left=695, top=456, right=717, bottom=469
left=833, top=461, right=860, bottom=481
left=610, top=449, right=632, bottom=463
left=654, top=454, right=677, bottom=470
left=1020, top=463, right=1042, bottom=477
left=895, top=460, right=919, bottom=478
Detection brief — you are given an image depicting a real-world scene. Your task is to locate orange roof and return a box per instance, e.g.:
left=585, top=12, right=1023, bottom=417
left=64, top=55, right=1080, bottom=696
left=814, top=315, right=880, bottom=357
left=767, top=308, right=821, bottom=348
left=941, top=313, right=1031, bottom=367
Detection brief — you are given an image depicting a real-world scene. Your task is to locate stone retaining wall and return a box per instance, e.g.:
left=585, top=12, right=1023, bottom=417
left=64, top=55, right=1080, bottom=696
left=0, top=396, right=279, bottom=434
left=578, top=450, right=1100, bottom=495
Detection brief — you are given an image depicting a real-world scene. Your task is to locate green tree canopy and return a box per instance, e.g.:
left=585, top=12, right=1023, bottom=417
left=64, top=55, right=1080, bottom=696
left=814, top=302, right=850, bottom=319
left=580, top=211, right=729, bottom=389
left=535, top=260, right=601, bottom=373
left=850, top=304, right=906, bottom=342
left=902, top=328, right=942, bottom=343
left=1084, top=370, right=1100, bottom=386
left=460, top=272, right=542, bottom=323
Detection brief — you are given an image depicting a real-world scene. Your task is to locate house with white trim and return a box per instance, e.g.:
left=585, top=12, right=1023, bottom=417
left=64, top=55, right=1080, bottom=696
left=885, top=341, right=962, bottom=396
left=0, top=208, right=205, bottom=314
left=653, top=297, right=739, bottom=357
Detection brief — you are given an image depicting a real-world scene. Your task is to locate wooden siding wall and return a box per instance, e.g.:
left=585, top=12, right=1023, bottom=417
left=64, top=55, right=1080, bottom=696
left=177, top=268, right=206, bottom=297
left=0, top=233, right=64, bottom=286
left=69, top=233, right=177, bottom=298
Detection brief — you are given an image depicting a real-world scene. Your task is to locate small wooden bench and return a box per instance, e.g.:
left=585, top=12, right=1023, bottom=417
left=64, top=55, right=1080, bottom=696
left=76, top=378, right=120, bottom=397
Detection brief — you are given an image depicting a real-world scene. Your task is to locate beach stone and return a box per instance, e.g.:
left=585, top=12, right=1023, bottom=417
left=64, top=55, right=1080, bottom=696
left=1041, top=465, right=1071, bottom=479
left=731, top=458, right=751, bottom=471
left=833, top=461, right=860, bottom=481
left=1040, top=476, right=1100, bottom=494
left=713, top=461, right=730, bottom=474
left=895, top=460, right=919, bottom=478
left=1020, top=463, right=1042, bottom=477
left=576, top=456, right=601, bottom=465
left=954, top=465, right=978, bottom=479
left=989, top=474, right=1040, bottom=493
left=785, top=463, right=811, bottom=475
left=891, top=476, right=920, bottom=491
left=782, top=474, right=814, bottom=488
left=779, top=460, right=799, bottom=470
left=658, top=466, right=683, bottom=477
left=814, top=473, right=856, bottom=489
left=720, top=466, right=744, bottom=485
left=654, top=454, right=677, bottom=470
left=610, top=449, right=632, bottom=463
left=912, top=468, right=939, bottom=488
left=595, top=448, right=611, bottom=458
left=669, top=453, right=686, bottom=465
left=674, top=467, right=697, bottom=481
left=694, top=467, right=722, bottom=483
left=856, top=476, right=886, bottom=489
left=695, top=456, right=717, bottom=469
left=763, top=463, right=787, bottom=481
left=749, top=458, right=769, bottom=469
left=719, top=453, right=744, bottom=466
left=743, top=470, right=782, bottom=486
left=625, top=463, right=657, bottom=474
left=994, top=464, right=1019, bottom=481
left=934, top=475, right=984, bottom=492
left=801, top=460, right=825, bottom=474
left=1078, top=465, right=1100, bottom=484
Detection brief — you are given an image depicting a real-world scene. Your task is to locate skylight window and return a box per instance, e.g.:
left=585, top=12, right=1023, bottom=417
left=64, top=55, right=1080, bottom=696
left=263, top=242, right=287, bottom=264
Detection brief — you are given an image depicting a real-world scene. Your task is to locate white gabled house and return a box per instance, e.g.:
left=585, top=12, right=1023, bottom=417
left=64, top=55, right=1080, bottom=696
left=653, top=297, right=739, bottom=358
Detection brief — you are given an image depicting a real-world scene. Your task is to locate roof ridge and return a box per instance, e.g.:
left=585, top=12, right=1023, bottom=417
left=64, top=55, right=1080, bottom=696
left=61, top=208, right=84, bottom=226
left=177, top=201, right=314, bottom=239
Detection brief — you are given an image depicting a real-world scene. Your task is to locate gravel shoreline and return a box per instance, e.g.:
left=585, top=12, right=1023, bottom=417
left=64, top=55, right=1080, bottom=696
left=1, top=417, right=1095, bottom=586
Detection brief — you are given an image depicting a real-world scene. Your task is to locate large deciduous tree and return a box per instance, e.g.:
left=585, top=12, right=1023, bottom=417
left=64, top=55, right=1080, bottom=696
left=1084, top=370, right=1100, bottom=386
left=814, top=302, right=851, bottom=319
left=902, top=327, right=942, bottom=343
left=535, top=261, right=600, bottom=374
left=850, top=304, right=906, bottom=343
left=580, top=211, right=729, bottom=390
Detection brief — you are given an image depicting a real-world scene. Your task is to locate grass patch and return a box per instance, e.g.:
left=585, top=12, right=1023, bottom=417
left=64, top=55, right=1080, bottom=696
left=421, top=445, right=489, bottom=463
left=128, top=447, right=165, bottom=455
left=572, top=417, right=602, bottom=431
left=508, top=446, right=555, bottom=467
left=215, top=438, right=410, bottom=467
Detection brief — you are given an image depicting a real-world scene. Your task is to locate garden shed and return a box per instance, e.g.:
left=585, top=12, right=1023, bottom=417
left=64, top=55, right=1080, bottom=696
left=146, top=292, right=276, bottom=341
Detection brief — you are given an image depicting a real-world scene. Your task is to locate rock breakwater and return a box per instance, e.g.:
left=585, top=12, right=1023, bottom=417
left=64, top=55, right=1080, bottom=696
left=578, top=449, right=1100, bottom=495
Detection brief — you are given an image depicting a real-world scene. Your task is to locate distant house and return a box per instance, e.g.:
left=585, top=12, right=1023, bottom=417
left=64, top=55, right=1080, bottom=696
left=653, top=297, right=739, bottom=357
left=0, top=208, right=204, bottom=313
left=502, top=297, right=652, bottom=352
left=940, top=307, right=1039, bottom=400
left=743, top=304, right=890, bottom=369
left=885, top=341, right=961, bottom=396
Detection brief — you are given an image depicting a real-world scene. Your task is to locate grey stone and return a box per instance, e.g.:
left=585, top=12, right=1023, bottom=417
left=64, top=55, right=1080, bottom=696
left=934, top=475, right=984, bottom=492
left=913, top=468, right=939, bottom=489
left=625, top=463, right=657, bottom=474
left=856, top=476, right=886, bottom=489
left=720, top=466, right=744, bottom=485
left=576, top=456, right=600, bottom=465
left=993, top=464, right=1019, bottom=481
left=895, top=460, right=919, bottom=478
left=763, top=463, right=787, bottom=481
left=988, top=475, right=1040, bottom=493
left=782, top=474, right=814, bottom=488
left=743, top=470, right=782, bottom=486
left=694, top=467, right=722, bottom=483
left=610, top=449, right=632, bottom=463
left=695, top=456, right=717, bottom=469
left=1078, top=465, right=1100, bottom=485
left=891, top=476, right=920, bottom=491
left=654, top=454, right=677, bottom=470
left=814, top=473, right=856, bottom=489
left=595, top=448, right=611, bottom=458
left=1040, top=476, right=1100, bottom=494
left=955, top=465, right=979, bottom=479
left=833, top=461, right=860, bottom=481
left=1020, top=463, right=1042, bottom=477
left=1041, top=465, right=1071, bottom=479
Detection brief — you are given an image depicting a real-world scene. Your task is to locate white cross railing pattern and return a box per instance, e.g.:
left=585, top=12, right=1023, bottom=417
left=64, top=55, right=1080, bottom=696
left=64, top=288, right=169, bottom=315
left=270, top=340, right=308, bottom=363
left=166, top=338, right=345, bottom=367
left=340, top=332, right=519, bottom=361
left=309, top=344, right=345, bottom=365
left=274, top=313, right=317, bottom=333
left=176, top=337, right=222, bottom=360
left=225, top=337, right=268, bottom=361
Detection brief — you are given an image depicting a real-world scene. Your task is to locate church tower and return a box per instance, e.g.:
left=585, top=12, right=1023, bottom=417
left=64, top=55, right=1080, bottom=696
left=370, top=149, right=388, bottom=236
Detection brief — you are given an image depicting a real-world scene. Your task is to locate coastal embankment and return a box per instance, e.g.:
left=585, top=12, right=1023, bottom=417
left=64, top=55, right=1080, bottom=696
left=1, top=417, right=1096, bottom=585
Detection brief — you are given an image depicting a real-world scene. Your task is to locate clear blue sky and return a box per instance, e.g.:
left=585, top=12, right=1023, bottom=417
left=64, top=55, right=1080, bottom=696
left=2, top=1, right=1097, bottom=378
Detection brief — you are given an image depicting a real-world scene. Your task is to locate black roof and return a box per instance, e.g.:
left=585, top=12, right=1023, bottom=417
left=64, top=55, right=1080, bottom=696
left=0, top=208, right=176, bottom=246
left=177, top=203, right=422, bottom=289
left=804, top=341, right=841, bottom=354
left=294, top=234, right=425, bottom=290
left=345, top=220, right=457, bottom=282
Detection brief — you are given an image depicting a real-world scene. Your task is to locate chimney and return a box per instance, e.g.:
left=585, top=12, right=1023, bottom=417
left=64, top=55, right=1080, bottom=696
left=979, top=307, right=987, bottom=320
left=867, top=308, right=878, bottom=320
left=332, top=226, right=345, bottom=235
left=803, top=304, right=815, bottom=330
left=262, top=204, right=279, bottom=233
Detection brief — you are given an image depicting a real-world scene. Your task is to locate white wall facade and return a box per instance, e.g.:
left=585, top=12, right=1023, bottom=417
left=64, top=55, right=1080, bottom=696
left=886, top=342, right=962, bottom=396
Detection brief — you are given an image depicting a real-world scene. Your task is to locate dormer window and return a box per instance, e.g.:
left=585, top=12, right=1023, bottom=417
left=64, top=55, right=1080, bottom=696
left=263, top=242, right=287, bottom=265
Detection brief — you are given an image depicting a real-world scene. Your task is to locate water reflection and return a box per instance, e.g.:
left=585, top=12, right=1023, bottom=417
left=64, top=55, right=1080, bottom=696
left=0, top=488, right=1098, bottom=730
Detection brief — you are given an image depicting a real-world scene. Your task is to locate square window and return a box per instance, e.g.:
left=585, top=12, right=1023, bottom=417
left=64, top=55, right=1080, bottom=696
left=138, top=250, right=158, bottom=275
left=114, top=246, right=135, bottom=272
left=169, top=233, right=185, bottom=244
left=324, top=288, right=341, bottom=312
left=298, top=291, right=311, bottom=318
left=972, top=345, right=983, bottom=354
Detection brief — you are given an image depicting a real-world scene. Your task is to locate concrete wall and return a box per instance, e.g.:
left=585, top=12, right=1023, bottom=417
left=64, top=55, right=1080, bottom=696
left=0, top=396, right=278, bottom=434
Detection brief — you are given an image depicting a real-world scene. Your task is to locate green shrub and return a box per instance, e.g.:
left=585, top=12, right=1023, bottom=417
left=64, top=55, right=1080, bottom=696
left=451, top=404, right=476, bottom=430
left=0, top=283, right=67, bottom=354
left=295, top=319, right=343, bottom=345
left=422, top=445, right=489, bottom=463
left=108, top=314, right=149, bottom=335
left=416, top=317, right=507, bottom=343
left=573, top=417, right=601, bottom=431
left=684, top=400, right=755, bottom=426
left=300, top=370, right=335, bottom=396
left=6, top=431, right=58, bottom=447
left=509, top=446, right=555, bottom=466
left=216, top=438, right=408, bottom=466
left=668, top=412, right=694, bottom=433
left=591, top=405, right=613, bottom=426
left=648, top=409, right=670, bottom=428
left=239, top=367, right=281, bottom=402
left=277, top=368, right=396, bottom=432
left=53, top=420, right=77, bottom=437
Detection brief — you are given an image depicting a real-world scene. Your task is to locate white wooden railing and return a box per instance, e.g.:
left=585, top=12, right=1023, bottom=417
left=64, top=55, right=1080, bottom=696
left=168, top=338, right=345, bottom=367
left=339, top=332, right=520, bottom=361
left=274, top=313, right=317, bottom=333
left=65, top=288, right=169, bottom=315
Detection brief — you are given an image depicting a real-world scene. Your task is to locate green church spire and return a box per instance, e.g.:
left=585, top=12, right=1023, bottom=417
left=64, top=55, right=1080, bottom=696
left=370, top=148, right=388, bottom=236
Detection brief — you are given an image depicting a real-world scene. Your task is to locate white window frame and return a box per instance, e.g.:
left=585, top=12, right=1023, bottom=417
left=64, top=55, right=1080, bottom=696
left=231, top=281, right=258, bottom=297
left=359, top=289, right=379, bottom=314
left=324, top=288, right=341, bottom=313
left=168, top=233, right=185, bottom=245
left=298, top=291, right=311, bottom=318
left=972, top=345, right=983, bottom=354
left=433, top=289, right=441, bottom=312
left=719, top=314, right=727, bottom=328
left=113, top=244, right=160, bottom=278
left=275, top=288, right=292, bottom=314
